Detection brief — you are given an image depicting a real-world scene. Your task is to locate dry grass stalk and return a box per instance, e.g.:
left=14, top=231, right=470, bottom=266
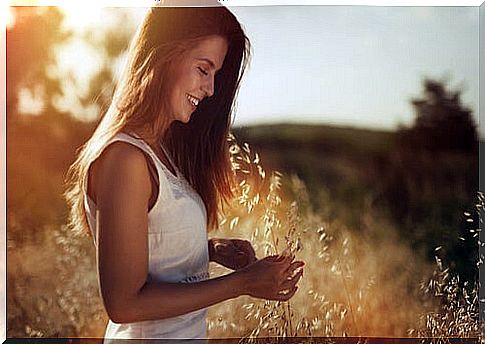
left=214, top=135, right=379, bottom=340
left=408, top=193, right=483, bottom=342
left=9, top=132, right=480, bottom=339
left=210, top=133, right=480, bottom=340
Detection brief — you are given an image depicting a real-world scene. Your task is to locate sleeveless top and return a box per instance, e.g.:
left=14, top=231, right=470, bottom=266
left=83, top=132, right=210, bottom=341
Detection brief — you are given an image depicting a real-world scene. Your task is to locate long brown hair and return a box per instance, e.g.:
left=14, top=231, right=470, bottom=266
left=65, top=5, right=251, bottom=236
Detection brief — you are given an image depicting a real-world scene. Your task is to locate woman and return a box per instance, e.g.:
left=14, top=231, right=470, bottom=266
left=65, top=4, right=304, bottom=340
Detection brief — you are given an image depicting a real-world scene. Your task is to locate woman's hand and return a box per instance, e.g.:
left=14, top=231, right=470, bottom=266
left=238, top=254, right=304, bottom=302
left=209, top=238, right=257, bottom=270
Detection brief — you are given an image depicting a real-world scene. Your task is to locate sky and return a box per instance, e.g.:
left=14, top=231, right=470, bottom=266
left=229, top=6, right=479, bottom=132
left=56, top=5, right=481, bottom=135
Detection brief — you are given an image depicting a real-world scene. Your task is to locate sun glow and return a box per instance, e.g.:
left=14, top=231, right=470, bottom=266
left=2, top=6, right=16, bottom=29
left=59, top=4, right=103, bottom=31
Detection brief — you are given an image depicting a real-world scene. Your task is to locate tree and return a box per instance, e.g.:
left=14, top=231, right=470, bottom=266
left=7, top=7, right=135, bottom=124
left=397, top=78, right=477, bottom=153
left=79, top=9, right=135, bottom=113
left=7, top=7, right=72, bottom=123
left=388, top=77, right=478, bottom=283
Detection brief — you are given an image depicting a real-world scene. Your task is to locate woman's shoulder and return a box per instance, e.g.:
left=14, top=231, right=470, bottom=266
left=96, top=132, right=154, bottom=172
left=89, top=141, right=153, bottom=202
left=99, top=140, right=149, bottom=168
left=94, top=139, right=155, bottom=183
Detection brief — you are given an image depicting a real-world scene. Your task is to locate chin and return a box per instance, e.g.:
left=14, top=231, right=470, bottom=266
left=175, top=113, right=192, bottom=124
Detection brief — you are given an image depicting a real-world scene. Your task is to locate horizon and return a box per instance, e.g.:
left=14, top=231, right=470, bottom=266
left=232, top=119, right=485, bottom=139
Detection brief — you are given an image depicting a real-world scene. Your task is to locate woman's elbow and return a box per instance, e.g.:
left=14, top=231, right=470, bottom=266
left=104, top=297, right=138, bottom=324
left=106, top=305, right=131, bottom=324
left=107, top=302, right=172, bottom=323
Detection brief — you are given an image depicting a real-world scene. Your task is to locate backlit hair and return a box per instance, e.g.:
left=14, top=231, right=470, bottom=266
left=65, top=4, right=251, bottom=236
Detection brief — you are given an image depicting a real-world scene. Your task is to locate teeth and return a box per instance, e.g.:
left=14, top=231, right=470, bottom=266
left=186, top=94, right=199, bottom=107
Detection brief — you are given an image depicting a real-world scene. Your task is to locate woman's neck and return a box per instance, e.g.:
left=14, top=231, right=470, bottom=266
left=131, top=127, right=164, bottom=148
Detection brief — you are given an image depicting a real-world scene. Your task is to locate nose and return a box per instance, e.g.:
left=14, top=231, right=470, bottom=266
left=202, top=74, right=215, bottom=98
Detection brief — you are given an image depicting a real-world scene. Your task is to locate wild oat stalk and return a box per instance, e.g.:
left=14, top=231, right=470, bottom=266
left=216, top=133, right=454, bottom=339
left=225, top=134, right=312, bottom=342
left=223, top=134, right=377, bottom=340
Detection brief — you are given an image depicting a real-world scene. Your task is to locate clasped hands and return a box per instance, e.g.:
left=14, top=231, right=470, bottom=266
left=208, top=238, right=305, bottom=301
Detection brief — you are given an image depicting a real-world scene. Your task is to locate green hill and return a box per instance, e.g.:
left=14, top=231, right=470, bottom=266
left=234, top=123, right=394, bottom=157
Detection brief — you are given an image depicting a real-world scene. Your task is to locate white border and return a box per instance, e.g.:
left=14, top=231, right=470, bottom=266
left=5, top=0, right=485, bottom=7
left=1, top=4, right=7, bottom=343
left=2, top=0, right=484, bottom=342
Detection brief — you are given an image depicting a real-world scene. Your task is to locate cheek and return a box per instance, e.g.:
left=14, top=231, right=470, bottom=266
left=167, top=63, right=197, bottom=104
left=170, top=80, right=185, bottom=104
left=181, top=67, right=199, bottom=89
left=172, top=77, right=186, bottom=97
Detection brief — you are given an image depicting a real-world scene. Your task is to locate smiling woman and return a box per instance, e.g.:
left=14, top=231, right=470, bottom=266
left=166, top=35, right=228, bottom=124
left=64, top=3, right=304, bottom=341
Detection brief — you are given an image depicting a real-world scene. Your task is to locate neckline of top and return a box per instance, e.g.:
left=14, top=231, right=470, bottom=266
left=125, top=131, right=180, bottom=180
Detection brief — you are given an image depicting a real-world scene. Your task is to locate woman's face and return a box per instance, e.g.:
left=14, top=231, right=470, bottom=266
left=166, top=35, right=228, bottom=124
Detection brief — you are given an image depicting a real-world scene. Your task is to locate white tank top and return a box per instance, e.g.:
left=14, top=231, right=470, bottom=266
left=83, top=132, right=210, bottom=340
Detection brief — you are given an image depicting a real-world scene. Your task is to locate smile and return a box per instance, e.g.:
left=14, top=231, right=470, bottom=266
left=186, top=94, right=200, bottom=107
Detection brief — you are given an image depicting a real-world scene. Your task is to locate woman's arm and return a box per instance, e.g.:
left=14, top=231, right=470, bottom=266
left=125, top=254, right=300, bottom=324
left=126, top=269, right=243, bottom=323
left=91, top=142, right=303, bottom=324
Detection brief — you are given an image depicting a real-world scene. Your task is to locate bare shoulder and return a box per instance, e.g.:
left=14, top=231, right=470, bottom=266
left=90, top=141, right=152, bottom=206
left=96, top=141, right=149, bottom=170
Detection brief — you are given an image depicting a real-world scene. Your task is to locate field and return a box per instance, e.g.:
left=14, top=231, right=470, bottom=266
left=6, top=118, right=482, bottom=339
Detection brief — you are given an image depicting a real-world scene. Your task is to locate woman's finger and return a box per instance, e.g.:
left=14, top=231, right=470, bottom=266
left=275, top=286, right=298, bottom=302
left=280, top=270, right=303, bottom=290
left=213, top=239, right=232, bottom=255
left=284, top=260, right=305, bottom=277
left=235, top=239, right=252, bottom=250
left=238, top=241, right=256, bottom=258
left=264, top=253, right=294, bottom=265
left=263, top=255, right=280, bottom=263
left=280, top=254, right=295, bottom=269
left=246, top=244, right=257, bottom=260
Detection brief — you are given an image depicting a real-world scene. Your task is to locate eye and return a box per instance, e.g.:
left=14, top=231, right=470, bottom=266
left=197, top=67, right=209, bottom=76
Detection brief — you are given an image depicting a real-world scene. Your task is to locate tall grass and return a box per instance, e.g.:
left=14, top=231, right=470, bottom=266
left=207, top=135, right=475, bottom=339
left=7, top=131, right=481, bottom=340
left=407, top=193, right=484, bottom=342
